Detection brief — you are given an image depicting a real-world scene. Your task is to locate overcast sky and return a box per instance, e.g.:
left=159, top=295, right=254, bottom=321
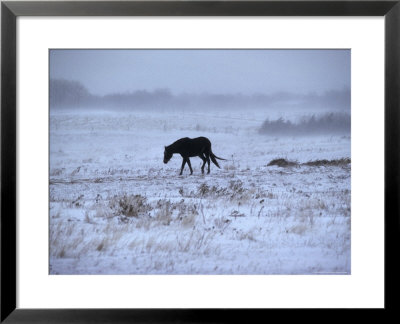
left=50, top=49, right=350, bottom=96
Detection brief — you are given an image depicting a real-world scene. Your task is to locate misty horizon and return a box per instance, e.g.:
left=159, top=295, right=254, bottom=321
left=50, top=78, right=350, bottom=112
left=50, top=77, right=351, bottom=97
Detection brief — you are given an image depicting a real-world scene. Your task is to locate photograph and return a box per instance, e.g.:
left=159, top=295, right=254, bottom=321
left=49, top=49, right=351, bottom=275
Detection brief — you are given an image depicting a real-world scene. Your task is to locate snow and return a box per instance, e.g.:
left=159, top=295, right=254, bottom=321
left=49, top=107, right=351, bottom=274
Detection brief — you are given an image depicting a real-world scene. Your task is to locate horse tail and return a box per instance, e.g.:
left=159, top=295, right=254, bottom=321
left=210, top=151, right=226, bottom=168
left=212, top=153, right=226, bottom=161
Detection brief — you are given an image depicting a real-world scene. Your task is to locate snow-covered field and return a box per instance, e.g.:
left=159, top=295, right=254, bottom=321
left=49, top=107, right=351, bottom=274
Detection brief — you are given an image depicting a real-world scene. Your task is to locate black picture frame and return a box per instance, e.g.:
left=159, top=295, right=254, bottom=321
left=1, top=0, right=399, bottom=322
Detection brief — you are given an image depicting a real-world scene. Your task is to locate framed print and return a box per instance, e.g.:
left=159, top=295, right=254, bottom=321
left=1, top=0, right=399, bottom=322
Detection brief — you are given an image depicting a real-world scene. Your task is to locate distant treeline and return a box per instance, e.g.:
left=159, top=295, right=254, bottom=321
left=50, top=78, right=350, bottom=111
left=259, top=113, right=350, bottom=135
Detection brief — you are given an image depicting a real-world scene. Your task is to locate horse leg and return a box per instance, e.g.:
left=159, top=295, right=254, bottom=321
left=199, top=155, right=207, bottom=174
left=186, top=158, right=193, bottom=175
left=204, top=152, right=211, bottom=174
left=180, top=158, right=187, bottom=175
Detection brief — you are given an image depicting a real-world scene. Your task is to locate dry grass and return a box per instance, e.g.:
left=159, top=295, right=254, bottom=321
left=268, top=158, right=299, bottom=167
left=303, top=158, right=351, bottom=167
left=268, top=157, right=351, bottom=168
left=194, top=180, right=252, bottom=203
left=109, top=194, right=151, bottom=218
left=286, top=224, right=308, bottom=235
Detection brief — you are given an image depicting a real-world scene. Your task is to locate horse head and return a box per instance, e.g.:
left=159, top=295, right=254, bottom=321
left=163, top=146, right=172, bottom=164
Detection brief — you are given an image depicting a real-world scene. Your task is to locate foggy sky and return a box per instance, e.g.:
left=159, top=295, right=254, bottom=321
left=50, top=49, right=350, bottom=96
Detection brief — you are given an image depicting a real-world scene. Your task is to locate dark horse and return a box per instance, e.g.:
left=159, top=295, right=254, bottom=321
left=163, top=137, right=226, bottom=175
